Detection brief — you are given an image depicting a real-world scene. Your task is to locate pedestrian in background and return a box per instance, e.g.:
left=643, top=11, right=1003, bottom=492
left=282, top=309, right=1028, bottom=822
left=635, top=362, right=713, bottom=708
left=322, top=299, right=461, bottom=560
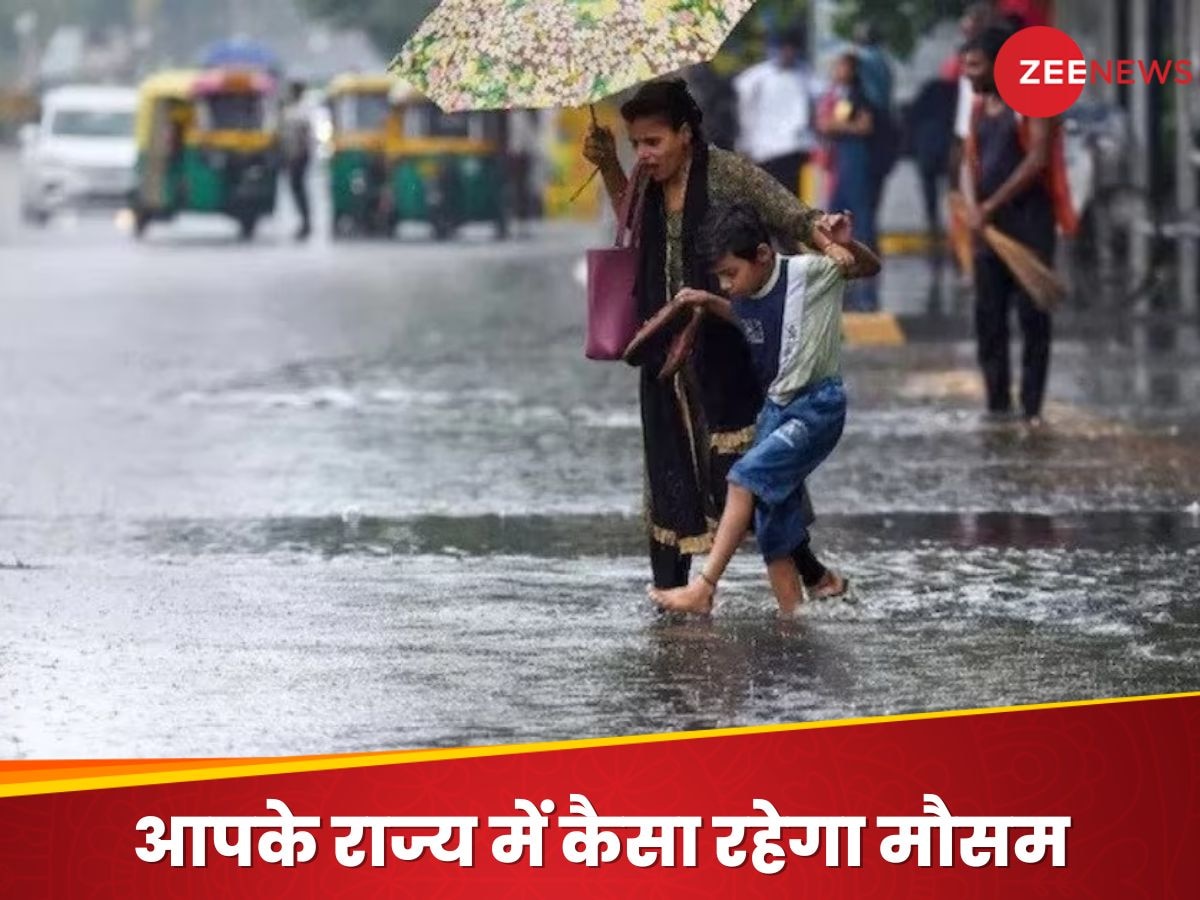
left=685, top=62, right=739, bottom=152
left=851, top=23, right=900, bottom=232
left=905, top=75, right=959, bottom=250
left=952, top=3, right=1005, bottom=160
left=734, top=25, right=819, bottom=196
left=818, top=52, right=879, bottom=311
left=850, top=23, right=892, bottom=118
left=959, top=26, right=1055, bottom=425
left=507, top=109, right=542, bottom=238
left=948, top=2, right=1005, bottom=282
left=952, top=2, right=1038, bottom=171
left=281, top=80, right=312, bottom=241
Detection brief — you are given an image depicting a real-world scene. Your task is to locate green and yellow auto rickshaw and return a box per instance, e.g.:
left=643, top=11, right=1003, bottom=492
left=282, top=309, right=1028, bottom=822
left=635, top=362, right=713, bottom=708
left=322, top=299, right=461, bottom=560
left=387, top=82, right=509, bottom=241
left=131, top=69, right=279, bottom=240
left=326, top=73, right=400, bottom=237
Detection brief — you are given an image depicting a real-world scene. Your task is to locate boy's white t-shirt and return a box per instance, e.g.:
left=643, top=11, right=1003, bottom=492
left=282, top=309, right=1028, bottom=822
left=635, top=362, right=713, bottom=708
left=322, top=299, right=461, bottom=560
left=731, top=253, right=846, bottom=406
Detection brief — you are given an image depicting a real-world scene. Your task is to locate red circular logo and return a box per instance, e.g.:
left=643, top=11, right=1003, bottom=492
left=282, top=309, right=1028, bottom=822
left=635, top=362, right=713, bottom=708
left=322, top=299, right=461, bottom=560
left=994, top=26, right=1086, bottom=118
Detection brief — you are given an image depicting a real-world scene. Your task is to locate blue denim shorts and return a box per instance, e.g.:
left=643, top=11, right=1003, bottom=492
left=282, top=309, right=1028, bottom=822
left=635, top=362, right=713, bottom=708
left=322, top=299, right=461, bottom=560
left=728, top=378, right=847, bottom=561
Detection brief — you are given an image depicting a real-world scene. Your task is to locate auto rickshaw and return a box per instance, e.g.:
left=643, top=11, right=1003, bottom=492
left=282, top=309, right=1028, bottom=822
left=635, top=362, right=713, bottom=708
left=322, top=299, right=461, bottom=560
left=325, top=73, right=400, bottom=237
left=131, top=69, right=279, bottom=240
left=387, top=82, right=509, bottom=241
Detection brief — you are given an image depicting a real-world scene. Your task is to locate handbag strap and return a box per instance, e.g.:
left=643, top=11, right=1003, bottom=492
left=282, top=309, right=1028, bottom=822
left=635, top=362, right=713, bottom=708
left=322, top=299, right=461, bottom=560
left=614, top=166, right=648, bottom=249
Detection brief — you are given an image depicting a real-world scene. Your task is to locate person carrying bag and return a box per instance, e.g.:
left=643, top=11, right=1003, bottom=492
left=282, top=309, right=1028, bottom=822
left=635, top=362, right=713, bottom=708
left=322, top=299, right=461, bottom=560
left=585, top=166, right=648, bottom=360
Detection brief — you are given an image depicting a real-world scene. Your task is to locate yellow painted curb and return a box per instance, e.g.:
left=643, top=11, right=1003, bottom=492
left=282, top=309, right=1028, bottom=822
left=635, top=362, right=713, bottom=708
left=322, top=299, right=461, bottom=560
left=879, top=232, right=946, bottom=256
left=844, top=312, right=906, bottom=346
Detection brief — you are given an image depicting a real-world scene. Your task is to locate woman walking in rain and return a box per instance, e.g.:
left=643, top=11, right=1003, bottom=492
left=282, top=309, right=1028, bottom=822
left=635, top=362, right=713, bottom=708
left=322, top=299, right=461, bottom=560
left=582, top=78, right=851, bottom=603
left=817, top=52, right=880, bottom=311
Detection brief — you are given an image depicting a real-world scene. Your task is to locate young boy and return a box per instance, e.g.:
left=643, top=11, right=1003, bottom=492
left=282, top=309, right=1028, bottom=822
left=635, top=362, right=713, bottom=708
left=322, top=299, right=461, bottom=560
left=649, top=204, right=880, bottom=616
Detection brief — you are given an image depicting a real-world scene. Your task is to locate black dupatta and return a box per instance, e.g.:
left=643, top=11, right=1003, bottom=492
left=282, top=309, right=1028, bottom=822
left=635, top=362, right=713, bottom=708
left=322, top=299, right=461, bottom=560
left=628, top=142, right=764, bottom=553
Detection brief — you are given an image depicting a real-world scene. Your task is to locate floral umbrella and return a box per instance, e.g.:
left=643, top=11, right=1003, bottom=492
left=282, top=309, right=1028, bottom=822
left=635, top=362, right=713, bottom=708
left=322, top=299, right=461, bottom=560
left=390, top=0, right=756, bottom=111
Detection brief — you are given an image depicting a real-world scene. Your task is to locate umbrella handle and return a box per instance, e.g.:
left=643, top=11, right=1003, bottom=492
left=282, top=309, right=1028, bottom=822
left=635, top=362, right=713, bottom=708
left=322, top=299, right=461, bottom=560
left=568, top=166, right=601, bottom=204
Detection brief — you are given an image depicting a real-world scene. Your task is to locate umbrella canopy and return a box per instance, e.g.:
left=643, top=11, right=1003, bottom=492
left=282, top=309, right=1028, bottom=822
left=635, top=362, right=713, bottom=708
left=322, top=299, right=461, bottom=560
left=390, top=0, right=755, bottom=111
left=201, top=38, right=282, bottom=75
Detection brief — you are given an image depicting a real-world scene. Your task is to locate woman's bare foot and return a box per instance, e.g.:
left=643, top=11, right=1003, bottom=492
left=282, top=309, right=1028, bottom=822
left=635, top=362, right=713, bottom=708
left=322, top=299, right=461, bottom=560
left=648, top=578, right=715, bottom=614
left=808, top=569, right=848, bottom=601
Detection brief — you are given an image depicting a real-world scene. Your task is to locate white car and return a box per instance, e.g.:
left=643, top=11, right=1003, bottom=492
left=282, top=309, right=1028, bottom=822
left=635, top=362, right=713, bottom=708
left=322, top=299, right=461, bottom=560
left=19, top=85, right=138, bottom=225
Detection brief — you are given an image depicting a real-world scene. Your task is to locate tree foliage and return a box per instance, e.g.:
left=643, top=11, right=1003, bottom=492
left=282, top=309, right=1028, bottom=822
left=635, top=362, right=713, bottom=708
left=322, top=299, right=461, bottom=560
left=830, top=0, right=970, bottom=58
left=1, top=0, right=133, bottom=53
left=295, top=0, right=973, bottom=61
left=298, top=0, right=437, bottom=56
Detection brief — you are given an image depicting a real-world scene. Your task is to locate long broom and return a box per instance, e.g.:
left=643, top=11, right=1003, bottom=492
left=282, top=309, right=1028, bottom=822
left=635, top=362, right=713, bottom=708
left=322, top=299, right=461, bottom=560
left=947, top=192, right=975, bottom=278
left=949, top=193, right=1066, bottom=311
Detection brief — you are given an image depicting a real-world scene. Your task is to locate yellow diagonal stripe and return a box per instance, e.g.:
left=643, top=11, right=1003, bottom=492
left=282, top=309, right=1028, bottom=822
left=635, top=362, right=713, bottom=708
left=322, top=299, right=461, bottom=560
left=3, top=692, right=1197, bottom=799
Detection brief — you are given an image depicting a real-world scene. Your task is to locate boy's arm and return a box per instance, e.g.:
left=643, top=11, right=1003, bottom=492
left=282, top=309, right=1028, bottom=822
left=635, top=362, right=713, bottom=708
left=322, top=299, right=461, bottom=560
left=810, top=226, right=855, bottom=268
left=838, top=239, right=882, bottom=280
left=674, top=288, right=739, bottom=324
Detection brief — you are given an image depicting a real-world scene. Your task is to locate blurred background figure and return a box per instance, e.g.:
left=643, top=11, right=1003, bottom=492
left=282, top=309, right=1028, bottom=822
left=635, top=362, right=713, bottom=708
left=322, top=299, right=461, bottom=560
left=905, top=73, right=959, bottom=250
left=507, top=108, right=542, bottom=238
left=947, top=2, right=1005, bottom=282
left=685, top=62, right=738, bottom=152
left=953, top=3, right=1004, bottom=159
left=734, top=24, right=818, bottom=195
left=817, top=51, right=878, bottom=311
left=851, top=22, right=900, bottom=237
left=281, top=79, right=313, bottom=240
left=850, top=22, right=893, bottom=118
left=997, top=0, right=1051, bottom=27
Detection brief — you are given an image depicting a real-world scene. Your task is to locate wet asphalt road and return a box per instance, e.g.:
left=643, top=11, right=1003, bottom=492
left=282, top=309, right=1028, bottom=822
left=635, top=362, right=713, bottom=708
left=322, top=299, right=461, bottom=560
left=1, top=153, right=1198, bottom=757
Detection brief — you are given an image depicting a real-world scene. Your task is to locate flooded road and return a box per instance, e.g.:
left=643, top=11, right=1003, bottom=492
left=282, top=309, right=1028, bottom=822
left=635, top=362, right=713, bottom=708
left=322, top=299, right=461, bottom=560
left=1, top=158, right=1198, bottom=757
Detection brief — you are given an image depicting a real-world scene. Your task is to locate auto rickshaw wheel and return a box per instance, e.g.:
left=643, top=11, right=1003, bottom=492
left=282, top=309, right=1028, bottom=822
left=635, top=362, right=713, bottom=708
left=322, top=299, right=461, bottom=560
left=237, top=215, right=258, bottom=241
left=432, top=218, right=456, bottom=242
left=333, top=214, right=357, bottom=240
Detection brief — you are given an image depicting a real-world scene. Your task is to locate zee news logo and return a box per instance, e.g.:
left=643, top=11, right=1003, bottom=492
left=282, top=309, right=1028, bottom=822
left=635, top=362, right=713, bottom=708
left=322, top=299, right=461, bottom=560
left=1017, top=58, right=1194, bottom=86
left=994, top=26, right=1195, bottom=119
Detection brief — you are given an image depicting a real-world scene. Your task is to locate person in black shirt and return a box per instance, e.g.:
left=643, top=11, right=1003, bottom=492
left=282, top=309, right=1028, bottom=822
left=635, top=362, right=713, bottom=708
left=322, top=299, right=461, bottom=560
left=959, top=26, right=1055, bottom=424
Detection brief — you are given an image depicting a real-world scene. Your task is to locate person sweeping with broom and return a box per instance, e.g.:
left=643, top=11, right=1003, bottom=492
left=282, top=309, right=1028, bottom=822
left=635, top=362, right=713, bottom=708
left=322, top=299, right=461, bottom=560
left=959, top=25, right=1064, bottom=426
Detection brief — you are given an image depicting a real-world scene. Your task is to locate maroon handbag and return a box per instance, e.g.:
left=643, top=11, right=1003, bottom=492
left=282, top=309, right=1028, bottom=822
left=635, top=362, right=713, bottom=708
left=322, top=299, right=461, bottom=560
left=585, top=170, right=648, bottom=360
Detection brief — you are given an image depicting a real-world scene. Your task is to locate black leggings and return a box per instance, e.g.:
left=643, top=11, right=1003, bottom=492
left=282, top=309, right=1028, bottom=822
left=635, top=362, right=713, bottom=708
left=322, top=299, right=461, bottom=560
left=973, top=250, right=1053, bottom=418
left=288, top=163, right=310, bottom=229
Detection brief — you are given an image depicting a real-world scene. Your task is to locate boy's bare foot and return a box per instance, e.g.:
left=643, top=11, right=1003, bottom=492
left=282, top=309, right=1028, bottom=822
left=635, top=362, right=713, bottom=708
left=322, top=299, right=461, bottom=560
left=648, top=578, right=715, bottom=615
left=808, top=569, right=849, bottom=601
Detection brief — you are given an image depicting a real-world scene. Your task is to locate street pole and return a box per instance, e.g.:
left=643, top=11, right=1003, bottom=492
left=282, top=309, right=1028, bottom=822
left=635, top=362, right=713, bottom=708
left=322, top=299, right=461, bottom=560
left=1129, top=0, right=1153, bottom=284
left=13, top=10, right=38, bottom=89
left=1178, top=0, right=1199, bottom=318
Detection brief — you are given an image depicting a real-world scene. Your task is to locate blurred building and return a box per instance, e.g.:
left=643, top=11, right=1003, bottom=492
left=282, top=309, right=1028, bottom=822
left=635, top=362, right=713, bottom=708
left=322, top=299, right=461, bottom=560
left=1057, top=0, right=1199, bottom=309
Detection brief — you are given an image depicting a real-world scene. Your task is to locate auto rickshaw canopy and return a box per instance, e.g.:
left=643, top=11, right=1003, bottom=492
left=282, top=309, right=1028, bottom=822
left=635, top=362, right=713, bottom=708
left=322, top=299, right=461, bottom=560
left=135, top=69, right=276, bottom=147
left=327, top=73, right=399, bottom=99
